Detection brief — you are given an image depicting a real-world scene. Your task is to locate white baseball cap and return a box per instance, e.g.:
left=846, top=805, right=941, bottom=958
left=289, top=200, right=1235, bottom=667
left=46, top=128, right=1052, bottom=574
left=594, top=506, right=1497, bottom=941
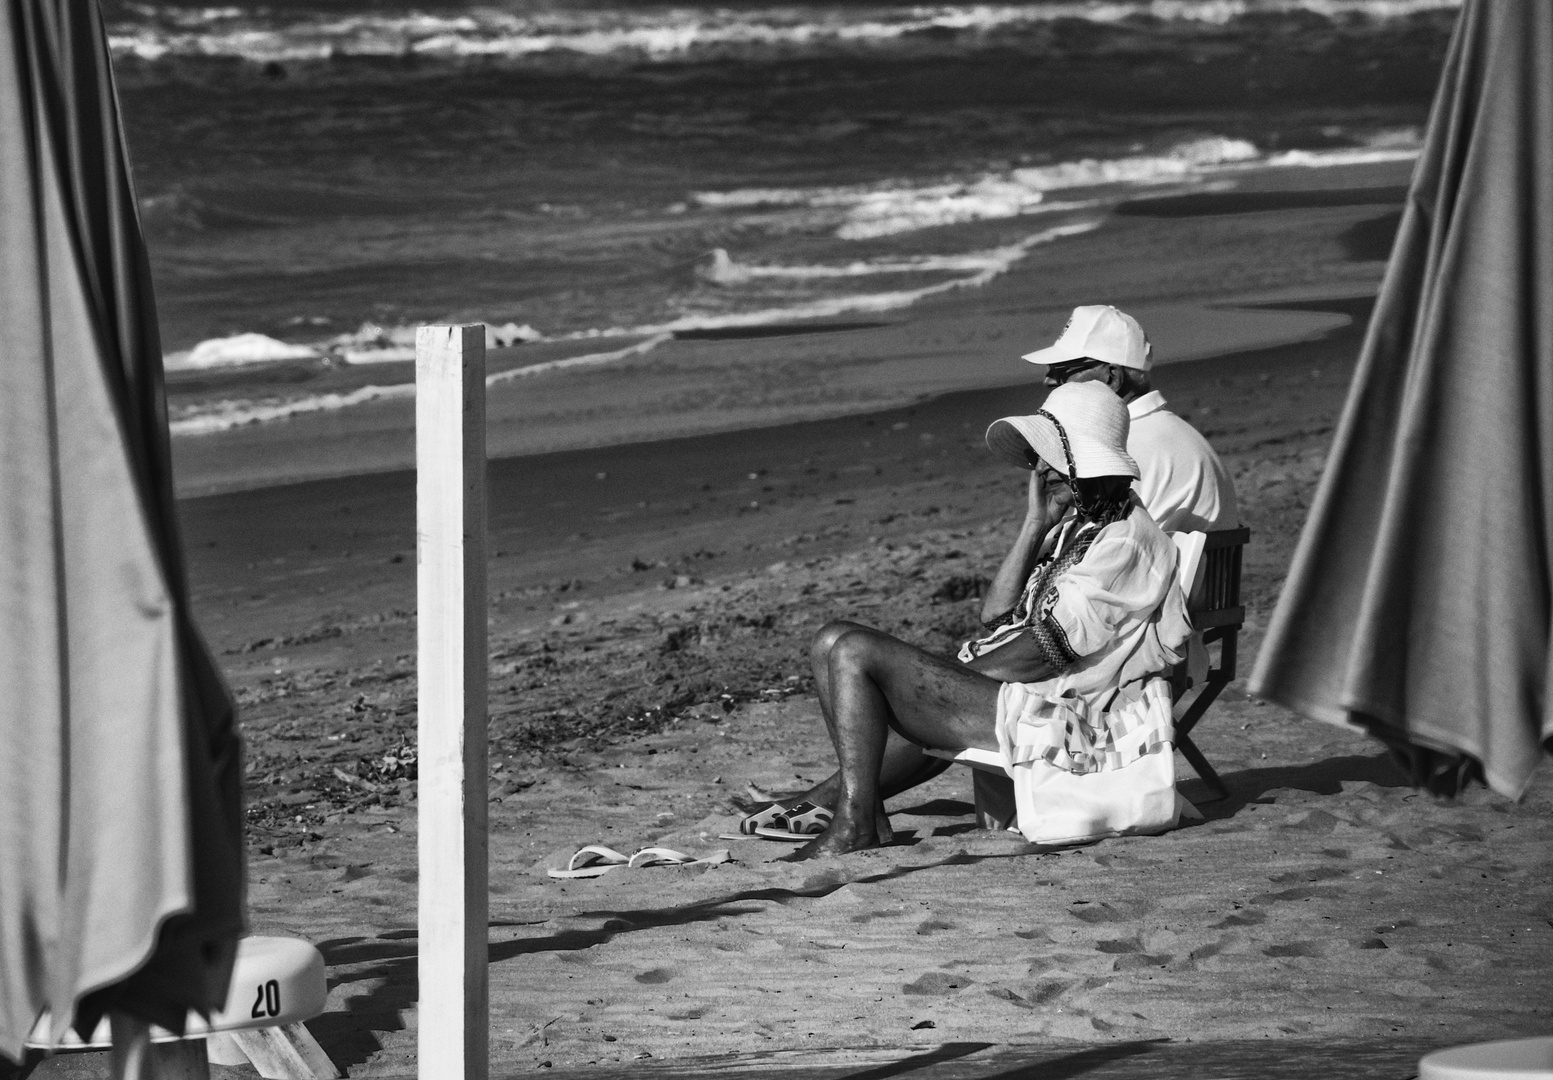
left=1021, top=304, right=1151, bottom=371
left=985, top=381, right=1139, bottom=480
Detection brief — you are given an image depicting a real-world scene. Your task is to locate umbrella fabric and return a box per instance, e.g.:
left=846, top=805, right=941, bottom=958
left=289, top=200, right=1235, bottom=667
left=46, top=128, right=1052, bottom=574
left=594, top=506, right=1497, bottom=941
left=0, top=0, right=244, bottom=1062
left=1249, top=0, right=1553, bottom=798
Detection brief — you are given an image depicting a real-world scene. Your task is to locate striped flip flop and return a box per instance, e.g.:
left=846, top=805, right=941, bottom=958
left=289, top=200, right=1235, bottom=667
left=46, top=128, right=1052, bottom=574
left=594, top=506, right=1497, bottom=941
left=754, top=801, right=833, bottom=841
left=738, top=801, right=790, bottom=835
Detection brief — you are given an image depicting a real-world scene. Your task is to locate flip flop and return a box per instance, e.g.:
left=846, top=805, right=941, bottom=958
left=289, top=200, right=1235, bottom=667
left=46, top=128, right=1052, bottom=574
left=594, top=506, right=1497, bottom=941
left=753, top=801, right=833, bottom=840
left=738, top=801, right=790, bottom=835
left=626, top=847, right=732, bottom=870
left=547, top=844, right=633, bottom=879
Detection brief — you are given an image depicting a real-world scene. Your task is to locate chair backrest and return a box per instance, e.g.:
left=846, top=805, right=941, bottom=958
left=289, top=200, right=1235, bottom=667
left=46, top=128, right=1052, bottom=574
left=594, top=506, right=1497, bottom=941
left=1171, top=530, right=1206, bottom=599
left=1190, top=526, right=1248, bottom=630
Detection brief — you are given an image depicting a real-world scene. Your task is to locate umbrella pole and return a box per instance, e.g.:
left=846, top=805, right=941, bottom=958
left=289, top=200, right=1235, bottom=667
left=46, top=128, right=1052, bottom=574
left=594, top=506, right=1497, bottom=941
left=107, top=1014, right=207, bottom=1080
left=415, top=326, right=490, bottom=1080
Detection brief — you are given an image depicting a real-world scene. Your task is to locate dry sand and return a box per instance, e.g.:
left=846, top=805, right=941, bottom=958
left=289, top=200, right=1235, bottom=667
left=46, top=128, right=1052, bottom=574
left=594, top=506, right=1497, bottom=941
left=24, top=163, right=1553, bottom=1080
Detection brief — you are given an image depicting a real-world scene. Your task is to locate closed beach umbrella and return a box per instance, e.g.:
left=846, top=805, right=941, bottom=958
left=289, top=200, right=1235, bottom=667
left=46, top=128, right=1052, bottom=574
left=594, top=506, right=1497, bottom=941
left=0, top=0, right=245, bottom=1062
left=1250, top=0, right=1553, bottom=797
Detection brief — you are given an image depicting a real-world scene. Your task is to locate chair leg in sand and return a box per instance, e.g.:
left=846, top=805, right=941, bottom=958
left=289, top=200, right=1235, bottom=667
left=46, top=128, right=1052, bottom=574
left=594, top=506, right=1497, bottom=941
left=1169, top=527, right=1249, bottom=802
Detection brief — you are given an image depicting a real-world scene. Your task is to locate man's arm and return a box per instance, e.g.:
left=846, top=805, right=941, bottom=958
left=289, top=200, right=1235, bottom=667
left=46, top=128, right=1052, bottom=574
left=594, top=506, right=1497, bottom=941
left=980, top=469, right=1069, bottom=625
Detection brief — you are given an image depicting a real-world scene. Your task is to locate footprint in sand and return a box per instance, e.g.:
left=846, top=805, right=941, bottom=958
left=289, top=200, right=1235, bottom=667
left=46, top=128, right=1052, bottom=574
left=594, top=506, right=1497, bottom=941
left=1014, top=981, right=1074, bottom=1007
left=1186, top=941, right=1228, bottom=963
left=1279, top=809, right=1343, bottom=833
left=1025, top=953, right=1089, bottom=975
left=1067, top=901, right=1139, bottom=924
left=1209, top=908, right=1267, bottom=929
left=1095, top=939, right=1171, bottom=969
left=849, top=909, right=905, bottom=924
left=901, top=972, right=975, bottom=995
left=1094, top=937, right=1142, bottom=954
left=1268, top=866, right=1349, bottom=884
left=1252, top=885, right=1347, bottom=904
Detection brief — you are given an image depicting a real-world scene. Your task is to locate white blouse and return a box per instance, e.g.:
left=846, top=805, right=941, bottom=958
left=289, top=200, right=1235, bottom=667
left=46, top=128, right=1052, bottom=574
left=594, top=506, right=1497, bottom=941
left=963, top=503, right=1193, bottom=773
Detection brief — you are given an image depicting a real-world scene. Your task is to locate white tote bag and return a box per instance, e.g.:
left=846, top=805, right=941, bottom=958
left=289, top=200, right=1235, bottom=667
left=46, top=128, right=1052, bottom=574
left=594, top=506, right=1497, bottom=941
left=1010, top=745, right=1181, bottom=845
left=999, top=678, right=1183, bottom=845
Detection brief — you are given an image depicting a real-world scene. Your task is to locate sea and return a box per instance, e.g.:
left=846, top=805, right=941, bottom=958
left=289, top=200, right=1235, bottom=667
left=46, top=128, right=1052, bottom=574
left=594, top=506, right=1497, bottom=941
left=101, top=0, right=1459, bottom=437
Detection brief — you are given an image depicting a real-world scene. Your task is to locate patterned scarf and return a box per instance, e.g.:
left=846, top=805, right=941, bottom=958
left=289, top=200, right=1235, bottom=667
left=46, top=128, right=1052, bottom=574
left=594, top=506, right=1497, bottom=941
left=959, top=491, right=1134, bottom=669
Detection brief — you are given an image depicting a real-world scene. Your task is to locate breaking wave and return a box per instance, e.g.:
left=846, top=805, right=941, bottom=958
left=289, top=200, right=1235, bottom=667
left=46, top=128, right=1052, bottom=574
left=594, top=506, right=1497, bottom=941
left=166, top=221, right=1099, bottom=434
left=692, top=134, right=1418, bottom=239
left=107, top=1, right=1462, bottom=65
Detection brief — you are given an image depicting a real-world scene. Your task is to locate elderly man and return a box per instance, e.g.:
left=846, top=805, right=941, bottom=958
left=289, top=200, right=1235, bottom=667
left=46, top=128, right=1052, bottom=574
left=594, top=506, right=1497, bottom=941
left=1023, top=304, right=1238, bottom=535
left=772, top=382, right=1190, bottom=858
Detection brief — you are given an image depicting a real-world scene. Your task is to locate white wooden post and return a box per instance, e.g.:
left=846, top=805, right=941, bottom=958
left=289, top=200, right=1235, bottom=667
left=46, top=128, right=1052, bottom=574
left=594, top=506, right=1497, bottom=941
left=416, top=325, right=488, bottom=1080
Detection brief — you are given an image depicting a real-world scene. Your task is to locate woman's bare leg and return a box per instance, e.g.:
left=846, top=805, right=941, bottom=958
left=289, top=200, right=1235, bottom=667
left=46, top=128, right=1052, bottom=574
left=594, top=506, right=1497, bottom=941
left=783, top=624, right=1001, bottom=860
left=798, top=622, right=956, bottom=815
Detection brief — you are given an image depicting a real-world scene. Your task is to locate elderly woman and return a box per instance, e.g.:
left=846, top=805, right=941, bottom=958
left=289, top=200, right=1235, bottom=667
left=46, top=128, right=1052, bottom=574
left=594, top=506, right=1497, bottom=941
left=770, top=381, right=1191, bottom=858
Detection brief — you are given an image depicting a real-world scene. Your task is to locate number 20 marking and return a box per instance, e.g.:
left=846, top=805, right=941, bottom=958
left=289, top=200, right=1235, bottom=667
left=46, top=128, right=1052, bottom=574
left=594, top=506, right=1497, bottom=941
left=250, top=980, right=281, bottom=1019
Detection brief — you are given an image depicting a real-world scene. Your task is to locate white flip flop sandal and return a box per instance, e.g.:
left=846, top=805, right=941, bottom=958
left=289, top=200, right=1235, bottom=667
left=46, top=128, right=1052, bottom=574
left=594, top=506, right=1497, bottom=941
left=547, top=844, right=633, bottom=879
left=626, top=847, right=732, bottom=870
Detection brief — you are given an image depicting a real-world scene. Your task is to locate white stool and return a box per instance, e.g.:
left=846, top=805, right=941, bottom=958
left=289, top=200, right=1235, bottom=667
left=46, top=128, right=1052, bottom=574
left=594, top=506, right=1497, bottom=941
left=1422, top=1037, right=1553, bottom=1080
left=26, top=936, right=339, bottom=1079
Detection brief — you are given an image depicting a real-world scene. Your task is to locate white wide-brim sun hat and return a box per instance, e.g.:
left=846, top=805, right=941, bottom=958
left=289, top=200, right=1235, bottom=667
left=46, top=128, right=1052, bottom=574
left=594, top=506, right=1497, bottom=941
left=985, top=381, right=1139, bottom=479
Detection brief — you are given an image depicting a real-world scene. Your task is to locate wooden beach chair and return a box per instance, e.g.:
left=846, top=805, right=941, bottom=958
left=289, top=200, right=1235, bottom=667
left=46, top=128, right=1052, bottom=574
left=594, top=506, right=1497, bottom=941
left=1169, top=526, right=1250, bottom=802
left=1167, top=528, right=1248, bottom=795
left=927, top=526, right=1249, bottom=830
left=24, top=935, right=339, bottom=1080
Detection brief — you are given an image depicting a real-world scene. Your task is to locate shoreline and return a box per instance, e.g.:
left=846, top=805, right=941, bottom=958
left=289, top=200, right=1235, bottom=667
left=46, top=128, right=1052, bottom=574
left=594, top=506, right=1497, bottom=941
left=169, top=292, right=1358, bottom=499
left=165, top=158, right=1415, bottom=499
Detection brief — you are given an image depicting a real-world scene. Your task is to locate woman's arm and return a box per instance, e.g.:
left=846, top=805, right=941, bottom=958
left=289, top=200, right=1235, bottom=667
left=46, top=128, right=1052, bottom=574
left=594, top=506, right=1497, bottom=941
left=979, top=469, right=1071, bottom=625
left=961, top=635, right=1058, bottom=684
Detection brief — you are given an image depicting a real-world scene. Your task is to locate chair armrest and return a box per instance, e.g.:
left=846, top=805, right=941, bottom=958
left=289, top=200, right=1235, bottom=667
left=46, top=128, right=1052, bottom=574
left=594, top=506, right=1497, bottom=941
left=924, top=746, right=1005, bottom=771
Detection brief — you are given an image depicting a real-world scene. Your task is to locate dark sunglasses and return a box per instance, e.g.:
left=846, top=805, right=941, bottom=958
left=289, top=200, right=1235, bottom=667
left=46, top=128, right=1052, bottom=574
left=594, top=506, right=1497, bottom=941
left=1044, top=359, right=1103, bottom=383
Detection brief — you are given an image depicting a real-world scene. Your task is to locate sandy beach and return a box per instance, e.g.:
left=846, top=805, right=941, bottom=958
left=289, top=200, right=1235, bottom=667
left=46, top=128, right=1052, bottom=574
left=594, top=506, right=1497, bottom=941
left=23, top=8, right=1553, bottom=1072
left=26, top=157, right=1552, bottom=1080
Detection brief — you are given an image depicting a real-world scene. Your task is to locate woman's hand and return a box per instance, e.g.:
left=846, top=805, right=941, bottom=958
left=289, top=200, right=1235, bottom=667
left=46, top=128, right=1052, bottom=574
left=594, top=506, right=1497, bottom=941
left=1026, top=466, right=1073, bottom=530
left=981, top=464, right=1073, bottom=626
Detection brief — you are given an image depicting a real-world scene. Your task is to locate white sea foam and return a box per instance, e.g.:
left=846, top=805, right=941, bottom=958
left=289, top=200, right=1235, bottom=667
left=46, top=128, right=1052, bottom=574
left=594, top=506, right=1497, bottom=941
left=695, top=138, right=1263, bottom=239
left=165, top=332, right=319, bottom=370
left=107, top=2, right=1461, bottom=64
left=1265, top=146, right=1424, bottom=168
left=692, top=134, right=1422, bottom=239
left=695, top=246, right=1052, bottom=285
left=649, top=221, right=1101, bottom=331
left=168, top=382, right=415, bottom=435
left=485, top=334, right=676, bottom=383
left=167, top=221, right=1098, bottom=434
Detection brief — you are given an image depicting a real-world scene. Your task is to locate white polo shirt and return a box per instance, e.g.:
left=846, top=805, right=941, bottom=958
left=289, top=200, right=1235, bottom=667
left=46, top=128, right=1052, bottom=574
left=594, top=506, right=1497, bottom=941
left=1127, top=390, right=1239, bottom=534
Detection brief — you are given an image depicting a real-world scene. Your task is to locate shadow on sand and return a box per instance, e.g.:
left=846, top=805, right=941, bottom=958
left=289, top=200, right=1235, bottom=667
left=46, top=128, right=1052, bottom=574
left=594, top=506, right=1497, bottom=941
left=1181, top=749, right=1411, bottom=821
